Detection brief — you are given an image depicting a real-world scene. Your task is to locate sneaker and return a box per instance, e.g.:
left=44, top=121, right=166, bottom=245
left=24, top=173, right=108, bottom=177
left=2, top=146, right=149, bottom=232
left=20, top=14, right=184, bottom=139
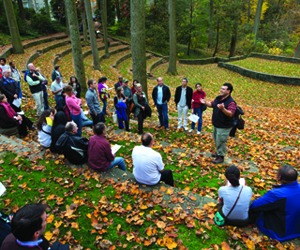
left=184, top=127, right=188, bottom=131
left=197, top=131, right=201, bottom=135
left=177, top=126, right=182, bottom=129
left=211, top=152, right=218, bottom=158
left=212, top=156, right=224, bottom=164
left=165, top=128, right=169, bottom=131
left=188, top=129, right=194, bottom=133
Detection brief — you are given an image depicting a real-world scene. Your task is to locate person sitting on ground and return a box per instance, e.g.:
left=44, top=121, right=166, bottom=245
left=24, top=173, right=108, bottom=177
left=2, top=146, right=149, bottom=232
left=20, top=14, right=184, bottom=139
left=64, top=85, right=82, bottom=136
left=36, top=67, right=49, bottom=110
left=68, top=76, right=81, bottom=99
left=37, top=110, right=54, bottom=148
left=132, top=133, right=174, bottom=186
left=55, top=121, right=88, bottom=165
left=250, top=165, right=300, bottom=241
left=0, top=68, right=20, bottom=112
left=216, top=166, right=252, bottom=226
left=1, top=203, right=69, bottom=250
left=114, top=87, right=129, bottom=132
left=50, top=111, right=68, bottom=153
left=98, top=76, right=110, bottom=116
left=0, top=94, right=33, bottom=138
left=88, top=122, right=126, bottom=172
left=9, top=61, right=22, bottom=99
left=0, top=182, right=12, bottom=248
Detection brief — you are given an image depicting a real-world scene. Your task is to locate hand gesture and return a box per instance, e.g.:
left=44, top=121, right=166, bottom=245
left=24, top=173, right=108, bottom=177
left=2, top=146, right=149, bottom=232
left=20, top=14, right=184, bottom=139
left=142, top=106, right=145, bottom=110
left=95, top=112, right=97, bottom=117
left=32, top=73, right=38, bottom=77
left=200, top=98, right=206, bottom=104
left=14, top=94, right=17, bottom=99
left=217, top=103, right=225, bottom=110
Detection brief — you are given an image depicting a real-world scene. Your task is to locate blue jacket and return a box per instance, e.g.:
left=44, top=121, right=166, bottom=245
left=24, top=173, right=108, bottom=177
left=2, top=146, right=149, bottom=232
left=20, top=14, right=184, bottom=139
left=250, top=181, right=300, bottom=241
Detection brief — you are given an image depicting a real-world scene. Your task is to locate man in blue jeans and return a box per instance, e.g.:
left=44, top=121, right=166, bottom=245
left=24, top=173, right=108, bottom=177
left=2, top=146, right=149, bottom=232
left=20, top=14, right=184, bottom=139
left=152, top=77, right=171, bottom=130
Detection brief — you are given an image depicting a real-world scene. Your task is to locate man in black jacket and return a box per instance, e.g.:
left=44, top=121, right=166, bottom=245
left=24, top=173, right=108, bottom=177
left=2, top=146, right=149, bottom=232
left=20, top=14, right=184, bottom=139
left=114, top=76, right=123, bottom=92
left=56, top=122, right=89, bottom=165
left=200, top=83, right=236, bottom=163
left=152, top=77, right=171, bottom=130
left=174, top=77, right=193, bottom=130
left=0, top=68, right=20, bottom=111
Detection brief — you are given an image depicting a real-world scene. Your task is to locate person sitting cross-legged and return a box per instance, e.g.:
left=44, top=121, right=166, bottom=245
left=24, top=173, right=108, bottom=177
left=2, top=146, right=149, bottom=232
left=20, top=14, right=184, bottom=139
left=55, top=121, right=88, bottom=165
left=132, top=133, right=174, bottom=186
left=88, top=122, right=126, bottom=172
left=1, top=203, right=69, bottom=250
left=250, top=165, right=300, bottom=241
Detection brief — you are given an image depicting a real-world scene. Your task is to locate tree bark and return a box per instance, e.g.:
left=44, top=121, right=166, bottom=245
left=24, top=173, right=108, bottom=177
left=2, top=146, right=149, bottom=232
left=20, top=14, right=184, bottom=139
left=17, top=0, right=25, bottom=21
left=116, top=0, right=121, bottom=21
left=208, top=0, right=214, bottom=48
left=64, top=0, right=70, bottom=36
left=65, top=0, right=87, bottom=93
left=85, top=0, right=100, bottom=70
left=229, top=19, right=238, bottom=57
left=167, top=0, right=177, bottom=75
left=44, top=0, right=51, bottom=19
left=81, top=0, right=88, bottom=43
left=101, top=0, right=109, bottom=58
left=131, top=0, right=147, bottom=100
left=253, top=0, right=263, bottom=38
left=3, top=0, right=24, bottom=54
left=294, top=41, right=300, bottom=58
left=247, top=0, right=251, bottom=23
left=187, top=0, right=193, bottom=56
left=212, top=21, right=219, bottom=57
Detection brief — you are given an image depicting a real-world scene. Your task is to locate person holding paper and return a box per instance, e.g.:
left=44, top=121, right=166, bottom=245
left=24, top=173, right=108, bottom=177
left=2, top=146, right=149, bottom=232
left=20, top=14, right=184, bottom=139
left=216, top=166, right=252, bottom=226
left=88, top=122, right=126, bottom=172
left=26, top=63, right=45, bottom=117
left=189, top=83, right=206, bottom=135
left=200, top=83, right=236, bottom=164
left=0, top=68, right=20, bottom=112
left=174, top=78, right=193, bottom=130
left=0, top=94, right=33, bottom=138
left=37, top=110, right=54, bottom=148
left=152, top=77, right=171, bottom=130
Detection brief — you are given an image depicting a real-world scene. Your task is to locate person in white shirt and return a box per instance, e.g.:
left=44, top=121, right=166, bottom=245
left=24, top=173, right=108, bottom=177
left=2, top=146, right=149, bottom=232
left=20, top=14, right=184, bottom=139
left=132, top=133, right=174, bottom=186
left=217, top=165, right=252, bottom=226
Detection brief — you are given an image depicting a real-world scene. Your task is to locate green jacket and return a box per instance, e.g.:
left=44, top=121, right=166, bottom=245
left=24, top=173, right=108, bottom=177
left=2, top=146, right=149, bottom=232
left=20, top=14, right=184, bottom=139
left=133, top=92, right=147, bottom=117
left=51, top=70, right=63, bottom=82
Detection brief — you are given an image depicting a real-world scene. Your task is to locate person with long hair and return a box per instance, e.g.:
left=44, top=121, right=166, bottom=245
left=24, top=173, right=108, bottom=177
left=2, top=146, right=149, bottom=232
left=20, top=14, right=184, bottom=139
left=114, top=87, right=129, bottom=131
left=98, top=76, right=110, bottom=115
left=68, top=75, right=81, bottom=98
left=217, top=166, right=252, bottom=226
left=37, top=110, right=54, bottom=148
left=64, top=85, right=82, bottom=136
left=0, top=94, right=33, bottom=137
left=50, top=111, right=68, bottom=153
left=131, top=79, right=138, bottom=95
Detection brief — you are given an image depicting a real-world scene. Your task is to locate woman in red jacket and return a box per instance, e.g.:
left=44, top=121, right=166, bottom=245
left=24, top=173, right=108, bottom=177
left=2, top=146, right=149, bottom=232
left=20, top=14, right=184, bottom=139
left=189, top=83, right=206, bottom=135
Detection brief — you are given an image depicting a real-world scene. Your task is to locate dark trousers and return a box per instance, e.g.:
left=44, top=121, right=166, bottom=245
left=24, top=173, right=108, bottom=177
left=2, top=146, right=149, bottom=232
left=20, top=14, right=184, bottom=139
left=137, top=112, right=144, bottom=134
left=160, top=170, right=174, bottom=186
left=229, top=125, right=237, bottom=137
left=91, top=113, right=101, bottom=126
left=18, top=115, right=33, bottom=137
left=43, top=91, right=49, bottom=110
left=125, top=103, right=131, bottom=123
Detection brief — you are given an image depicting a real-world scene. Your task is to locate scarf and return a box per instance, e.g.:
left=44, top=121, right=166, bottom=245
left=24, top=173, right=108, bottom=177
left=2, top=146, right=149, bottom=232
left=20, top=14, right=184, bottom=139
left=0, top=102, right=16, bottom=118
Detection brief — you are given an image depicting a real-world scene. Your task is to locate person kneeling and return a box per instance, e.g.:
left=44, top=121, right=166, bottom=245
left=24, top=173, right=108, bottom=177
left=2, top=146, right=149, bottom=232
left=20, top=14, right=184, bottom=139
left=215, top=166, right=252, bottom=226
left=132, top=133, right=174, bottom=186
left=56, top=121, right=88, bottom=165
left=88, top=122, right=126, bottom=172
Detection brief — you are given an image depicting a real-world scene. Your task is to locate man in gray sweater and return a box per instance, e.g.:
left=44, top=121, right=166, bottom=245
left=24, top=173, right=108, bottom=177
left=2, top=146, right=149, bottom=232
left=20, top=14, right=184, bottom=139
left=85, top=79, right=103, bottom=126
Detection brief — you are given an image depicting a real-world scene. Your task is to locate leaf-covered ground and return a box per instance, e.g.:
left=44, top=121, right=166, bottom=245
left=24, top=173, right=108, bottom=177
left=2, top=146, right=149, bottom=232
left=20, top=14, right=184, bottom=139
left=1, top=37, right=300, bottom=249
left=230, top=57, right=300, bottom=77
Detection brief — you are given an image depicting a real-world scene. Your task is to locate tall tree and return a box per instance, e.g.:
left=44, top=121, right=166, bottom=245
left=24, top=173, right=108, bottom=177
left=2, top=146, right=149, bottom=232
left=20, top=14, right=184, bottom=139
left=187, top=0, right=193, bottom=56
left=80, top=0, right=89, bottom=43
left=167, top=0, right=177, bottom=75
left=207, top=0, right=214, bottom=48
left=229, top=0, right=240, bottom=57
left=85, top=0, right=100, bottom=70
left=131, top=0, right=147, bottom=100
left=3, top=0, right=24, bottom=54
left=64, top=0, right=70, bottom=35
left=253, top=0, right=264, bottom=38
left=65, top=0, right=87, bottom=93
left=294, top=41, right=300, bottom=58
left=17, top=0, right=25, bottom=21
left=101, top=0, right=109, bottom=58
left=116, top=0, right=121, bottom=21
left=44, top=0, right=51, bottom=19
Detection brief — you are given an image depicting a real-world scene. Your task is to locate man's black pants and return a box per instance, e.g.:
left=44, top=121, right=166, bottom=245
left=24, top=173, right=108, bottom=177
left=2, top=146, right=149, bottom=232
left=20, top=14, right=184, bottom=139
left=160, top=170, right=174, bottom=186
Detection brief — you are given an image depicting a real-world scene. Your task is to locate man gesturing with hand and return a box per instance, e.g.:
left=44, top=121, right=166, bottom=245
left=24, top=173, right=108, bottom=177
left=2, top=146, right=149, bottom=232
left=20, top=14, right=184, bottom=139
left=200, top=83, right=236, bottom=163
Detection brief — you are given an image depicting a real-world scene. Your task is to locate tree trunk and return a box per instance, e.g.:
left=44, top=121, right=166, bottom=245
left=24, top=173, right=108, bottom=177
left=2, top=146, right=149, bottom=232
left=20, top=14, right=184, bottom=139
left=294, top=40, right=300, bottom=58
left=187, top=0, right=193, bottom=56
left=81, top=0, right=88, bottom=43
left=131, top=0, right=147, bottom=100
left=167, top=0, right=177, bottom=75
left=207, top=0, right=214, bottom=48
left=253, top=0, right=263, bottom=38
left=17, top=0, right=25, bottom=21
left=85, top=0, right=100, bottom=70
left=65, top=0, right=87, bottom=93
left=101, top=0, right=109, bottom=58
left=247, top=0, right=251, bottom=23
left=64, top=0, right=70, bottom=36
left=116, top=0, right=121, bottom=21
left=212, top=21, right=219, bottom=57
left=44, top=0, right=51, bottom=19
left=229, top=19, right=238, bottom=57
left=3, top=0, right=24, bottom=54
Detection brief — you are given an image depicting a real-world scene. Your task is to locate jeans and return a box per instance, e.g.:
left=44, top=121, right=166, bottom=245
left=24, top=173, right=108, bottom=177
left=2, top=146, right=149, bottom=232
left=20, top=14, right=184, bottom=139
left=191, top=108, right=203, bottom=132
left=102, top=100, right=107, bottom=114
left=213, top=126, right=232, bottom=157
left=81, top=110, right=93, bottom=127
left=54, top=95, right=63, bottom=105
left=107, top=157, right=126, bottom=171
left=43, top=91, right=50, bottom=110
left=70, top=113, right=82, bottom=136
left=177, top=105, right=188, bottom=128
left=32, top=91, right=44, bottom=116
left=157, top=104, right=169, bottom=128
left=17, top=81, right=22, bottom=98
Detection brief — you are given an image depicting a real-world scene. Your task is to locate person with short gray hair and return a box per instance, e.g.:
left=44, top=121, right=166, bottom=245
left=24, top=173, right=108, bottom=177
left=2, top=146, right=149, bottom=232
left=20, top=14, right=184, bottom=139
left=174, top=77, right=193, bottom=130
